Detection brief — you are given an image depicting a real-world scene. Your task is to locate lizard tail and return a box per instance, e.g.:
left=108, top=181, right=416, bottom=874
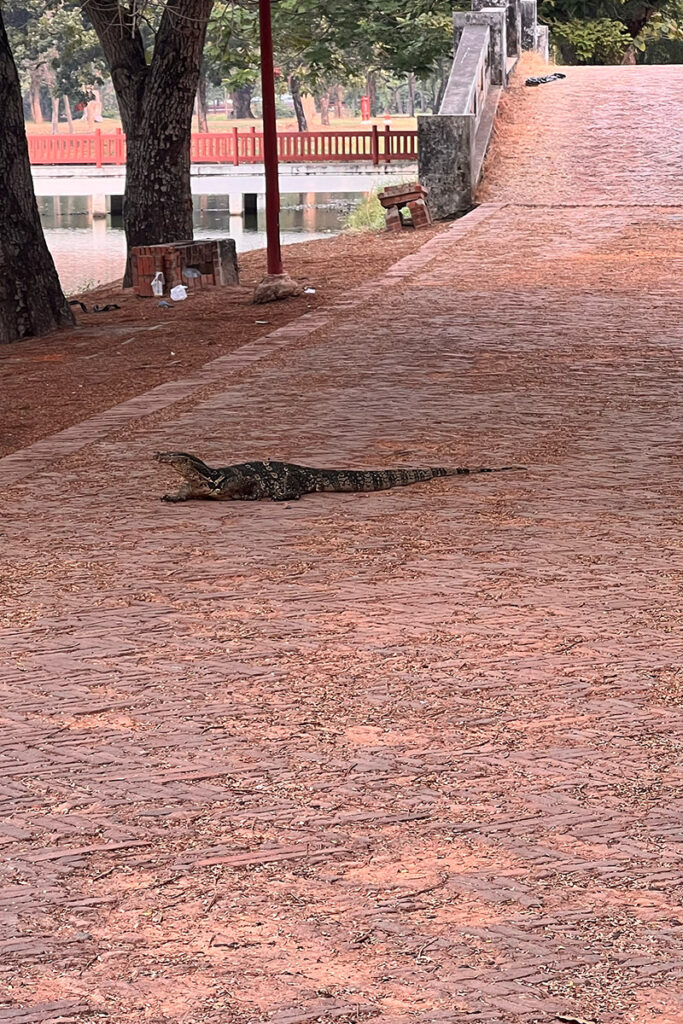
left=316, top=465, right=525, bottom=493
left=442, top=465, right=527, bottom=476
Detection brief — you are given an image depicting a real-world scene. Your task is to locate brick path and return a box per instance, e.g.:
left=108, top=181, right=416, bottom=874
left=2, top=67, right=682, bottom=1024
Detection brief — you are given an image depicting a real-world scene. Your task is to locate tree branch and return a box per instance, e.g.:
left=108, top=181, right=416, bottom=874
left=81, top=0, right=148, bottom=129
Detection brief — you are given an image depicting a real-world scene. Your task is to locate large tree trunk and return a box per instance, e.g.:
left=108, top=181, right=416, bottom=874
left=0, top=13, right=73, bottom=343
left=231, top=85, right=253, bottom=119
left=83, top=0, right=213, bottom=286
left=196, top=67, right=209, bottom=132
left=626, top=6, right=657, bottom=36
left=289, top=75, right=308, bottom=131
left=63, top=94, right=74, bottom=133
left=434, top=66, right=449, bottom=113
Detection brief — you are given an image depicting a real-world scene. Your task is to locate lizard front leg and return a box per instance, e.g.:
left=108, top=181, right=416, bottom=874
left=162, top=483, right=194, bottom=502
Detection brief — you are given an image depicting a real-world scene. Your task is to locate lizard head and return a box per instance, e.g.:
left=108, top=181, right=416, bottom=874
left=153, top=452, right=213, bottom=482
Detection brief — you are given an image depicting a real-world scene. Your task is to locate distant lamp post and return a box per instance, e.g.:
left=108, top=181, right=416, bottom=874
left=253, top=0, right=302, bottom=303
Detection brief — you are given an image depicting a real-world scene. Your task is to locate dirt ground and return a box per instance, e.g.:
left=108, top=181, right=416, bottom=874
left=0, top=226, right=444, bottom=459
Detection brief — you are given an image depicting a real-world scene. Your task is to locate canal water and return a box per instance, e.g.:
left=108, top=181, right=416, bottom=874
left=39, top=192, right=368, bottom=295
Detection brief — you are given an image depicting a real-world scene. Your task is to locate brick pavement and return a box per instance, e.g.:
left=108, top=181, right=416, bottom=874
left=1, top=66, right=682, bottom=1024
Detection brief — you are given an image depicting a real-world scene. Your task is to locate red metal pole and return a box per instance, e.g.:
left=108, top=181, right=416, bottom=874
left=258, top=0, right=283, bottom=277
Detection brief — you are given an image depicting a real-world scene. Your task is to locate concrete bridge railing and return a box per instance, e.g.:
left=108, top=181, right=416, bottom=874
left=418, top=0, right=548, bottom=218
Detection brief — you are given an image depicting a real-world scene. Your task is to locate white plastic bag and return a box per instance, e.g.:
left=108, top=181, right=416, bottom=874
left=170, top=284, right=187, bottom=301
left=151, top=271, right=165, bottom=297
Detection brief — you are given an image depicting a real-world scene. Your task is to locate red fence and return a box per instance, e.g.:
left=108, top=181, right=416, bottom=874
left=27, top=127, right=418, bottom=168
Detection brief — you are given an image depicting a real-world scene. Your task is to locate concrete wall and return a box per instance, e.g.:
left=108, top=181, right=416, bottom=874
left=521, top=0, right=538, bottom=50
left=418, top=0, right=547, bottom=219
left=454, top=11, right=506, bottom=86
left=417, top=116, right=476, bottom=221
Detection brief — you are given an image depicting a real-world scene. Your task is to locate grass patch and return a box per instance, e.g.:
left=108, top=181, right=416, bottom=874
left=344, top=188, right=386, bottom=232
left=344, top=179, right=417, bottom=233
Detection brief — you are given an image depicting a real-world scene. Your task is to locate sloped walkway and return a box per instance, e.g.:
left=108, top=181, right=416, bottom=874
left=1, top=66, right=682, bottom=1024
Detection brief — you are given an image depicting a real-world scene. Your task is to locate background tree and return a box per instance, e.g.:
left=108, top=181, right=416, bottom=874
left=0, top=8, right=73, bottom=342
left=539, top=0, right=683, bottom=62
left=267, top=0, right=457, bottom=127
left=82, top=0, right=213, bottom=283
left=203, top=2, right=259, bottom=120
left=4, top=1, right=106, bottom=130
left=48, top=4, right=106, bottom=127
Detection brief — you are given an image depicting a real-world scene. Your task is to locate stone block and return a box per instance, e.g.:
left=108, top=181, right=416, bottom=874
left=131, top=238, right=239, bottom=297
left=408, top=198, right=432, bottom=228
left=385, top=207, right=403, bottom=232
left=472, top=0, right=520, bottom=58
left=217, top=238, right=239, bottom=286
left=418, top=113, right=475, bottom=219
left=520, top=0, right=537, bottom=49
left=507, top=0, right=522, bottom=56
left=535, top=23, right=549, bottom=61
left=454, top=10, right=507, bottom=85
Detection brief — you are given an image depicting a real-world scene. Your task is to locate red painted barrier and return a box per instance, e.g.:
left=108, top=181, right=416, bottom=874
left=27, top=128, right=418, bottom=167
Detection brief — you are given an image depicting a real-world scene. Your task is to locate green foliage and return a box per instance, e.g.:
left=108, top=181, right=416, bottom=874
left=4, top=0, right=105, bottom=103
left=204, top=2, right=259, bottom=93
left=344, top=189, right=386, bottom=232
left=344, top=181, right=415, bottom=232
left=203, top=0, right=460, bottom=103
left=540, top=0, right=683, bottom=61
left=549, top=17, right=632, bottom=61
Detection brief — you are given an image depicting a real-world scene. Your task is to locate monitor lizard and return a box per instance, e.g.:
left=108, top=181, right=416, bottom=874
left=154, top=451, right=525, bottom=503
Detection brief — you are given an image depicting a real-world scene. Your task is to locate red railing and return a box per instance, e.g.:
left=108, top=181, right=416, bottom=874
left=27, top=126, right=418, bottom=167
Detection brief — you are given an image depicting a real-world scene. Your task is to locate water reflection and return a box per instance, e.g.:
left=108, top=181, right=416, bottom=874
left=38, top=192, right=365, bottom=295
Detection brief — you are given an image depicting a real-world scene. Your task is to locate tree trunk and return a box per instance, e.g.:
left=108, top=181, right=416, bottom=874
left=435, top=67, right=449, bottom=113
left=196, top=68, right=209, bottom=132
left=231, top=84, right=253, bottom=119
left=30, top=76, right=43, bottom=123
left=319, top=90, right=330, bottom=126
left=83, top=0, right=214, bottom=286
left=51, top=95, right=59, bottom=134
left=0, top=13, right=73, bottom=343
left=366, top=72, right=377, bottom=117
left=407, top=73, right=415, bottom=117
left=393, top=88, right=403, bottom=115
left=626, top=6, right=656, bottom=36
left=63, top=94, right=74, bottom=132
left=289, top=75, right=308, bottom=131
left=335, top=84, right=343, bottom=119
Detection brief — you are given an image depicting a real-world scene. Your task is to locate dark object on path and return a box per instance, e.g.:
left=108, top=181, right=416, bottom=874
left=525, top=73, right=567, bottom=86
left=378, top=182, right=431, bottom=232
left=154, top=451, right=525, bottom=503
left=68, top=300, right=121, bottom=313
